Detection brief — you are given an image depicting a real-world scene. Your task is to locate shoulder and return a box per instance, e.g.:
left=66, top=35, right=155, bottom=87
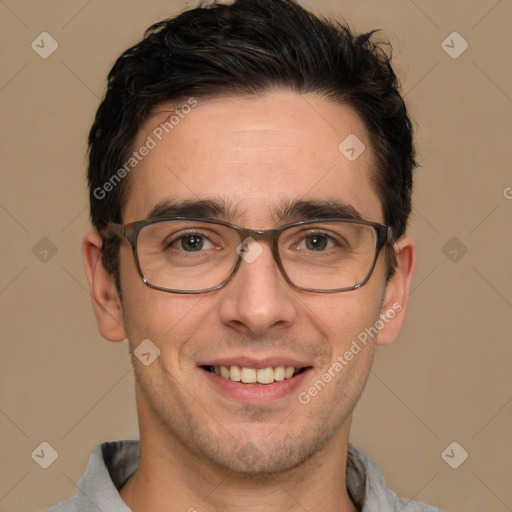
left=41, top=440, right=139, bottom=512
left=393, top=496, right=444, bottom=511
left=42, top=496, right=76, bottom=512
left=347, top=443, right=444, bottom=512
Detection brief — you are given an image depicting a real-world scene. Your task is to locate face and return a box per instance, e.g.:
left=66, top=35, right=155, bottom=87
left=88, top=91, right=414, bottom=475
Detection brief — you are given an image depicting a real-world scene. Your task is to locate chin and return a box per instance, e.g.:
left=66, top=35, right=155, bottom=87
left=197, top=430, right=331, bottom=477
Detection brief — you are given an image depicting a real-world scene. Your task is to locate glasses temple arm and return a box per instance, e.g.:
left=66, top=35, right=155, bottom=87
left=100, top=222, right=124, bottom=239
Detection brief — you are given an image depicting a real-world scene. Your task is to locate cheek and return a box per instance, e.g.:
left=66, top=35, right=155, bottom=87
left=302, top=287, right=383, bottom=352
left=120, top=280, right=221, bottom=374
left=122, top=292, right=206, bottom=349
left=118, top=245, right=199, bottom=341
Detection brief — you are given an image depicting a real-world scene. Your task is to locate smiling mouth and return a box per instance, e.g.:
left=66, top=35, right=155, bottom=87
left=203, top=365, right=308, bottom=385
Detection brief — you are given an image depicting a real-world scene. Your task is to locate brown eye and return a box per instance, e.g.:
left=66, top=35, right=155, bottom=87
left=179, top=234, right=204, bottom=251
left=305, top=234, right=329, bottom=251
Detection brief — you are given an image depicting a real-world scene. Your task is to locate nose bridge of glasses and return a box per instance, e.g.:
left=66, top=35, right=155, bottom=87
left=234, top=227, right=283, bottom=272
left=235, top=226, right=279, bottom=253
left=237, top=226, right=275, bottom=241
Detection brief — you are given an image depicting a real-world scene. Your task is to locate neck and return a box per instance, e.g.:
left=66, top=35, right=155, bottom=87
left=120, top=417, right=358, bottom=512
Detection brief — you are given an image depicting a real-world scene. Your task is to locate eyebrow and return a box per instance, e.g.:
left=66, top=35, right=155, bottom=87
left=273, top=199, right=364, bottom=222
left=147, top=198, right=235, bottom=220
left=146, top=198, right=364, bottom=224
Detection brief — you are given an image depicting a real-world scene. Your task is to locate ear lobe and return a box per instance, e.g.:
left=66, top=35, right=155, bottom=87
left=82, top=231, right=126, bottom=342
left=376, top=235, right=416, bottom=347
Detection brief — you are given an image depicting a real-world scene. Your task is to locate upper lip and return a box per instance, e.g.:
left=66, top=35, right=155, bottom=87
left=199, top=356, right=312, bottom=370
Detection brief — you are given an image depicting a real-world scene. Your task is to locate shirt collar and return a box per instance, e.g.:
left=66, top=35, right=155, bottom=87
left=72, top=440, right=438, bottom=512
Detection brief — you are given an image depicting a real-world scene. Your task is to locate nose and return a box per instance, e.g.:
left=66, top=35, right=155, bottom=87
left=218, top=239, right=297, bottom=336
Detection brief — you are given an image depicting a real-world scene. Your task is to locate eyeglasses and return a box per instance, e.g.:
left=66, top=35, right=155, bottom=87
left=101, top=217, right=393, bottom=294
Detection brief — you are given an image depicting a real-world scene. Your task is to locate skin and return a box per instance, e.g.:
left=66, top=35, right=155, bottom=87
left=83, top=91, right=415, bottom=512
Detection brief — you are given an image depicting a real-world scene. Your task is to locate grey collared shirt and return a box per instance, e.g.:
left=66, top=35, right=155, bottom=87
left=45, top=440, right=443, bottom=511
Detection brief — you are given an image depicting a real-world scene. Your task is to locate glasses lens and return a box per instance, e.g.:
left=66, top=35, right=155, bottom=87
left=278, top=221, right=378, bottom=291
left=135, top=219, right=380, bottom=293
left=136, top=220, right=240, bottom=292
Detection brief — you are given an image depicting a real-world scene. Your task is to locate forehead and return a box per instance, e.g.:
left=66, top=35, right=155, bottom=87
left=122, top=91, right=382, bottom=226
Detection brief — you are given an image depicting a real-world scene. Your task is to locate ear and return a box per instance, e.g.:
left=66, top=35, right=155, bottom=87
left=82, top=231, right=126, bottom=342
left=376, top=235, right=416, bottom=347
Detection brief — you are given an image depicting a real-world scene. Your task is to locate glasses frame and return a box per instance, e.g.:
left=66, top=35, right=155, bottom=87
left=101, top=217, right=393, bottom=294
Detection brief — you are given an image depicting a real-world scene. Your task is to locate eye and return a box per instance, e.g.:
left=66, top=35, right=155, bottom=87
left=169, top=233, right=214, bottom=252
left=297, top=233, right=337, bottom=251
left=304, top=234, right=330, bottom=251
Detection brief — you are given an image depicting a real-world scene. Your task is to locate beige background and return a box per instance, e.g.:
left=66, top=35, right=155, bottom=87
left=1, top=0, right=511, bottom=511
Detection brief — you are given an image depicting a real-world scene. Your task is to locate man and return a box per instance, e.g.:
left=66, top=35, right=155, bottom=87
left=47, top=0, right=443, bottom=510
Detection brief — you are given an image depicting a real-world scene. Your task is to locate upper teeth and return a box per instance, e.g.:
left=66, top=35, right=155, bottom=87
left=211, top=365, right=299, bottom=384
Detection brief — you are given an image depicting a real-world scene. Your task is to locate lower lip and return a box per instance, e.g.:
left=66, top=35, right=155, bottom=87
left=200, top=367, right=313, bottom=404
